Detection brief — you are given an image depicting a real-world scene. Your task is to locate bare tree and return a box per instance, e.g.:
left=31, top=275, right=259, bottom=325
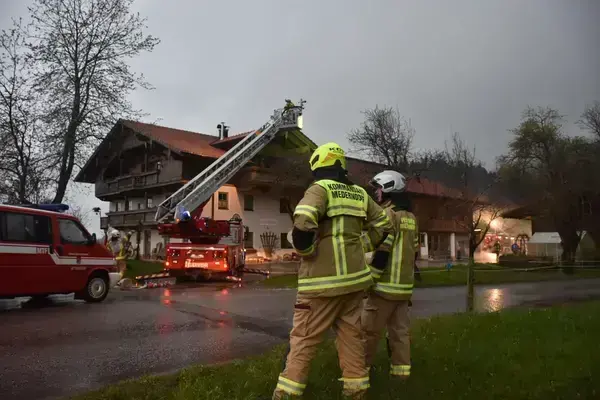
left=21, top=0, right=160, bottom=203
left=498, top=106, right=592, bottom=265
left=442, top=132, right=501, bottom=311
left=348, top=105, right=415, bottom=171
left=66, top=203, right=92, bottom=228
left=0, top=22, right=54, bottom=204
left=579, top=101, right=600, bottom=139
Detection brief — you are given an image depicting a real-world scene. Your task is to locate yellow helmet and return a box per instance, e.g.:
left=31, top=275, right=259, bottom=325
left=309, top=142, right=346, bottom=171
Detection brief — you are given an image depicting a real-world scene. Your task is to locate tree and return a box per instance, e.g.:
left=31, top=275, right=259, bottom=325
left=579, top=101, right=600, bottom=139
left=578, top=101, right=600, bottom=247
left=66, top=203, right=92, bottom=228
left=24, top=0, right=159, bottom=203
left=498, top=106, right=592, bottom=265
left=443, top=133, right=500, bottom=258
left=0, top=22, right=54, bottom=204
left=348, top=105, right=415, bottom=171
left=442, top=132, right=501, bottom=311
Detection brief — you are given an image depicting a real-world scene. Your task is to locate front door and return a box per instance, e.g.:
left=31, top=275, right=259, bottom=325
left=56, top=218, right=95, bottom=292
left=144, top=230, right=151, bottom=258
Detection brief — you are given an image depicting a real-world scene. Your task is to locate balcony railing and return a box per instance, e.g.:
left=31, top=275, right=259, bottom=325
left=95, top=160, right=184, bottom=197
left=235, top=166, right=309, bottom=191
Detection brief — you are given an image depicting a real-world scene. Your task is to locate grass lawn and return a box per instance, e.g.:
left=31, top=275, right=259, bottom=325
left=123, top=260, right=165, bottom=279
left=74, top=301, right=600, bottom=400
left=261, top=264, right=600, bottom=289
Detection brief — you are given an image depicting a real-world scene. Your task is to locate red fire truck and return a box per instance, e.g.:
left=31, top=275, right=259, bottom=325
left=157, top=209, right=246, bottom=281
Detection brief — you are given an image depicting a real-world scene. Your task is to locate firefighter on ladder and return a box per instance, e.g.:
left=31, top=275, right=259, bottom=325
left=272, top=143, right=393, bottom=400
left=362, top=170, right=418, bottom=380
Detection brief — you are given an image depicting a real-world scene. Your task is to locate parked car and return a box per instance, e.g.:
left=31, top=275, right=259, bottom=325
left=0, top=204, right=119, bottom=302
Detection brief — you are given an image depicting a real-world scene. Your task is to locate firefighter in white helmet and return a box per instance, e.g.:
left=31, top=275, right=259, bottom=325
left=106, top=229, right=127, bottom=278
left=362, top=170, right=419, bottom=379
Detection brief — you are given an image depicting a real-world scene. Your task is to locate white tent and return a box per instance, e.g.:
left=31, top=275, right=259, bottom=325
left=527, top=232, right=562, bottom=260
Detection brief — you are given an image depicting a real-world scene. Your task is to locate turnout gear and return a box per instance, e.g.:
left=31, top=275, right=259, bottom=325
left=292, top=180, right=392, bottom=297
left=106, top=229, right=130, bottom=278
left=362, top=172, right=419, bottom=378
left=273, top=157, right=393, bottom=400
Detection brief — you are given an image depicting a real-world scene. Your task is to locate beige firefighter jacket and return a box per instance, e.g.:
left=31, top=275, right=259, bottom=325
left=292, top=179, right=393, bottom=298
left=368, top=202, right=419, bottom=301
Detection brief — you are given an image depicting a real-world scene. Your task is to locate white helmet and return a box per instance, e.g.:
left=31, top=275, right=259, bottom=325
left=370, top=170, right=406, bottom=193
left=110, top=230, right=121, bottom=239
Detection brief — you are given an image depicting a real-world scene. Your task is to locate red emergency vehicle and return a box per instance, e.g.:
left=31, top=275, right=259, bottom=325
left=158, top=211, right=246, bottom=281
left=0, top=204, right=119, bottom=302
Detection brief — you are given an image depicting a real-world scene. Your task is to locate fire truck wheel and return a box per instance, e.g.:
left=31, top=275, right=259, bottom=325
left=82, top=274, right=109, bottom=303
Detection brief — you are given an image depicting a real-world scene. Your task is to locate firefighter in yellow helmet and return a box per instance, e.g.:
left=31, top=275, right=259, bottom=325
left=362, top=170, right=419, bottom=380
left=272, top=143, right=393, bottom=400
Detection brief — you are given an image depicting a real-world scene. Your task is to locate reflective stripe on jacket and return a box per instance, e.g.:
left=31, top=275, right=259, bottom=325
left=371, top=204, right=419, bottom=301
left=292, top=179, right=393, bottom=298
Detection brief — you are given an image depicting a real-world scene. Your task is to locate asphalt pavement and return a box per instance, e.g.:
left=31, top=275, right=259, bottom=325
left=1, top=277, right=600, bottom=400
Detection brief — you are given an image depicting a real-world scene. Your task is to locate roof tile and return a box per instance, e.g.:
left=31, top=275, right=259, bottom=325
left=122, top=120, right=226, bottom=158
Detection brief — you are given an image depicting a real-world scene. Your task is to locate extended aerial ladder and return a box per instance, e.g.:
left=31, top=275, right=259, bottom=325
left=154, top=99, right=306, bottom=224
left=131, top=100, right=306, bottom=288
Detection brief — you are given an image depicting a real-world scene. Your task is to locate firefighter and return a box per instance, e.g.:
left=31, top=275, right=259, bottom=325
left=272, top=142, right=393, bottom=400
left=362, top=170, right=419, bottom=380
left=106, top=230, right=127, bottom=278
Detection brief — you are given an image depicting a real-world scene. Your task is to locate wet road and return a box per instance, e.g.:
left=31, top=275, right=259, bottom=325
left=1, top=278, right=600, bottom=400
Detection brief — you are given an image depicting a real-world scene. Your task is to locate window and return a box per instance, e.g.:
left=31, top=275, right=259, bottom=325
left=59, top=219, right=92, bottom=245
left=128, top=200, right=134, bottom=211
left=146, top=197, right=154, bottom=209
left=244, top=231, right=254, bottom=248
left=419, top=233, right=426, bottom=247
left=0, top=212, right=52, bottom=244
left=280, top=233, right=293, bottom=249
left=218, top=192, right=229, bottom=210
left=279, top=198, right=289, bottom=214
left=244, top=194, right=254, bottom=211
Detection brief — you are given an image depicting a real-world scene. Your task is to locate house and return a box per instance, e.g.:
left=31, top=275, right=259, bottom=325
left=75, top=119, right=477, bottom=261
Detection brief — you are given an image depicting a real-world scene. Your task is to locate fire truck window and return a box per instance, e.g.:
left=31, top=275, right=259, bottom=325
left=59, top=219, right=91, bottom=245
left=0, top=212, right=52, bottom=244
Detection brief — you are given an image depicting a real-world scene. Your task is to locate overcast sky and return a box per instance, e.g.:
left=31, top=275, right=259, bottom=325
left=1, top=0, right=599, bottom=233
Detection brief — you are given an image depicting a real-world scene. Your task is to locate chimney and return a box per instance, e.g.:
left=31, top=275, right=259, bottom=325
left=217, top=122, right=229, bottom=140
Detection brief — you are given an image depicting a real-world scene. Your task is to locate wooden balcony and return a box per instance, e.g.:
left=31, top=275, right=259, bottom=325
left=105, top=208, right=158, bottom=229
left=234, top=166, right=310, bottom=192
left=95, top=160, right=184, bottom=199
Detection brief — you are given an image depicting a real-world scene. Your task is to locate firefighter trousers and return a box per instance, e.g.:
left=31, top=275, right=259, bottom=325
left=273, top=291, right=369, bottom=399
left=362, top=293, right=411, bottom=377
